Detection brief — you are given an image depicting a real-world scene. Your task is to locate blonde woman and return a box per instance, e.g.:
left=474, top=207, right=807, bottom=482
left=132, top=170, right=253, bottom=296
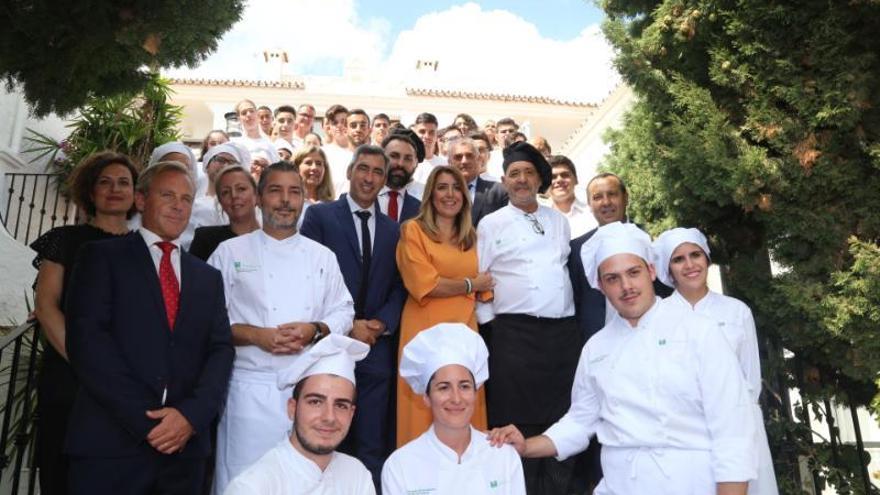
left=292, top=146, right=335, bottom=204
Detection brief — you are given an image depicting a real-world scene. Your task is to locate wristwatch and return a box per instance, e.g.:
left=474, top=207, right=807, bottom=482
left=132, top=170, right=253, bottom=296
left=310, top=322, right=327, bottom=344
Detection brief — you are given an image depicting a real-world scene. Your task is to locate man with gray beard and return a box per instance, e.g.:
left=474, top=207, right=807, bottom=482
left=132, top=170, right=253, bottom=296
left=208, top=161, right=355, bottom=494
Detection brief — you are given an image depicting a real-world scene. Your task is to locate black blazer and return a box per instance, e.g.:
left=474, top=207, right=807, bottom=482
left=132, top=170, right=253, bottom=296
left=300, top=197, right=407, bottom=332
left=64, top=232, right=234, bottom=459
left=472, top=177, right=508, bottom=227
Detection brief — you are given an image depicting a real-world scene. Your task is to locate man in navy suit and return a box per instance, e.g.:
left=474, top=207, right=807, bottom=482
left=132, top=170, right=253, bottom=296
left=446, top=136, right=508, bottom=226
left=300, top=144, right=407, bottom=490
left=377, top=128, right=425, bottom=223
left=65, top=161, right=234, bottom=494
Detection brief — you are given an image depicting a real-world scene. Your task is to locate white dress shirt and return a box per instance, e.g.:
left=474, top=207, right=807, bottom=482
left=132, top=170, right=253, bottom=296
left=345, top=194, right=375, bottom=251
left=139, top=227, right=181, bottom=282
left=225, top=439, right=375, bottom=495
left=412, top=154, right=446, bottom=185
left=207, top=229, right=354, bottom=372
left=540, top=197, right=597, bottom=239
left=476, top=204, right=574, bottom=323
left=543, top=297, right=757, bottom=491
left=382, top=426, right=525, bottom=495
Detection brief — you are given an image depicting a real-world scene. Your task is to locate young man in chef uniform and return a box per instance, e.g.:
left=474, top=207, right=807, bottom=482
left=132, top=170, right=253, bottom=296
left=225, top=335, right=375, bottom=495
left=489, top=221, right=758, bottom=495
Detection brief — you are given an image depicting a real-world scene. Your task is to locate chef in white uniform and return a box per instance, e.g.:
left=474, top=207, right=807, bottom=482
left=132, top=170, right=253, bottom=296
left=209, top=161, right=355, bottom=495
left=489, top=221, right=757, bottom=495
left=653, top=227, right=778, bottom=495
left=382, top=323, right=525, bottom=495
left=225, top=334, right=375, bottom=495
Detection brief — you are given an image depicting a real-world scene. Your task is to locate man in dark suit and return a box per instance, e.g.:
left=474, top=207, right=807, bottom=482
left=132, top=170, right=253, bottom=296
left=446, top=136, right=508, bottom=226
left=378, top=128, right=425, bottom=223
left=65, top=161, right=234, bottom=494
left=300, top=144, right=407, bottom=490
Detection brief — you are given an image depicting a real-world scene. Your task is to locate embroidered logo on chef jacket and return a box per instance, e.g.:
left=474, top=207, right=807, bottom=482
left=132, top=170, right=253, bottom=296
left=233, top=261, right=260, bottom=272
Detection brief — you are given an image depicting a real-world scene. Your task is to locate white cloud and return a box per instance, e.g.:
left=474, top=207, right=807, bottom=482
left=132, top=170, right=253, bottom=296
left=166, top=0, right=390, bottom=80
left=384, top=3, right=619, bottom=103
left=166, top=1, right=619, bottom=103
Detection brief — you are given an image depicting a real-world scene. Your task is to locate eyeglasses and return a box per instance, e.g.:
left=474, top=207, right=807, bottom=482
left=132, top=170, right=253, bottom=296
left=524, top=213, right=544, bottom=235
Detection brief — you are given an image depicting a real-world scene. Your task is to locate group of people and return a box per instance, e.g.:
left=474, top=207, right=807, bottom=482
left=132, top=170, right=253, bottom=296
left=29, top=101, right=777, bottom=495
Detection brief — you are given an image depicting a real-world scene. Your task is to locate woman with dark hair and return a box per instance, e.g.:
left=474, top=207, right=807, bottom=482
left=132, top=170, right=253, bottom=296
left=200, top=129, right=229, bottom=157
left=292, top=145, right=335, bottom=204
left=394, top=165, right=494, bottom=447
left=30, top=151, right=137, bottom=495
left=189, top=164, right=261, bottom=261
left=453, top=113, right=478, bottom=135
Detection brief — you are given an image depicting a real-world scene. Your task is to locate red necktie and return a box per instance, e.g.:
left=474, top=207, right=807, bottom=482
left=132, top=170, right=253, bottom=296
left=388, top=191, right=399, bottom=222
left=156, top=241, right=179, bottom=331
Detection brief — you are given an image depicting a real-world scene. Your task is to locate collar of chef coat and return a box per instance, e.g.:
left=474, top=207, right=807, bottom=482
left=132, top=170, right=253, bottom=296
left=608, top=296, right=663, bottom=331
left=670, top=289, right=715, bottom=312
left=426, top=425, right=483, bottom=464
left=281, top=438, right=340, bottom=478
left=257, top=227, right=302, bottom=247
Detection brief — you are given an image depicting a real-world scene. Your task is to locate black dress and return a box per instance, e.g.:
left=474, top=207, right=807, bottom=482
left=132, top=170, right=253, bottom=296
left=189, top=225, right=236, bottom=261
left=30, top=224, right=127, bottom=495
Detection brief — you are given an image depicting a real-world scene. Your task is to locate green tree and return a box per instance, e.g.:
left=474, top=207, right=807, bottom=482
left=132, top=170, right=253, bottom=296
left=1, top=0, right=243, bottom=117
left=600, top=0, right=880, bottom=492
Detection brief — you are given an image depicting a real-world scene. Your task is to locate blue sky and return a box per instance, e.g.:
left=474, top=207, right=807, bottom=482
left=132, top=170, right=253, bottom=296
left=359, top=0, right=606, bottom=53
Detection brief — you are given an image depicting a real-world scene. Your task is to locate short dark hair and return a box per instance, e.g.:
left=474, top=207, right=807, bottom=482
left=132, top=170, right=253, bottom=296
left=586, top=172, right=628, bottom=197
left=257, top=160, right=300, bottom=195
left=414, top=112, right=438, bottom=126
left=325, top=104, right=349, bottom=123
left=496, top=117, right=518, bottom=129
left=549, top=155, right=577, bottom=180
left=292, top=374, right=357, bottom=402
left=512, top=131, right=527, bottom=142
left=348, top=108, right=370, bottom=124
left=257, top=105, right=272, bottom=113
left=200, top=129, right=229, bottom=157
left=372, top=112, right=390, bottom=123
left=348, top=144, right=389, bottom=173
left=425, top=368, right=476, bottom=396
left=468, top=131, right=493, bottom=151
left=69, top=151, right=139, bottom=219
left=453, top=113, right=477, bottom=131
left=274, top=105, right=297, bottom=117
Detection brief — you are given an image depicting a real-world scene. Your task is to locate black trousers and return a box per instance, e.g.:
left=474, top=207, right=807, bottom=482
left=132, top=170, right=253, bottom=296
left=69, top=454, right=206, bottom=495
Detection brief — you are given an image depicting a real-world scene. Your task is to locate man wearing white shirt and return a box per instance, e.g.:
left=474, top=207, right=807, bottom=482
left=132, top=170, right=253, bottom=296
left=489, top=222, right=757, bottom=495
left=542, top=155, right=597, bottom=239
left=272, top=105, right=298, bottom=156
left=485, top=118, right=518, bottom=179
left=377, top=128, right=426, bottom=223
left=224, top=335, right=375, bottom=495
left=208, top=161, right=355, bottom=495
left=411, top=112, right=446, bottom=184
left=476, top=142, right=582, bottom=494
left=232, top=99, right=281, bottom=164
left=291, top=104, right=316, bottom=148
left=323, top=104, right=354, bottom=194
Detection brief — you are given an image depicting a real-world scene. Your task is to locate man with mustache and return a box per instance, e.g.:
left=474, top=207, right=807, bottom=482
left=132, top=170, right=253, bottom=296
left=208, top=161, right=355, bottom=495
left=476, top=142, right=582, bottom=494
left=377, top=128, right=426, bottom=223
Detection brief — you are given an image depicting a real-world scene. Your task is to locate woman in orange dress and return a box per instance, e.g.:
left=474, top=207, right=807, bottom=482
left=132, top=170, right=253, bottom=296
left=395, top=165, right=495, bottom=447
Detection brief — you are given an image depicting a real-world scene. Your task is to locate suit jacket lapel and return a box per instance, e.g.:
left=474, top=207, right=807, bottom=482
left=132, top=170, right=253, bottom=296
left=130, top=233, right=172, bottom=333
left=334, top=197, right=361, bottom=260
left=173, top=253, right=196, bottom=333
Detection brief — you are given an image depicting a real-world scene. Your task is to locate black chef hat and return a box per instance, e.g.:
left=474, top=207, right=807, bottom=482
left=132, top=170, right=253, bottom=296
left=381, top=128, right=426, bottom=163
left=502, top=141, right=552, bottom=193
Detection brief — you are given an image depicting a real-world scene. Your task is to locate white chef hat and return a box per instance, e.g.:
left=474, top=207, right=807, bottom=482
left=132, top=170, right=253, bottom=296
left=251, top=148, right=273, bottom=163
left=149, top=142, right=196, bottom=171
left=202, top=142, right=250, bottom=171
left=399, top=323, right=489, bottom=395
left=276, top=334, right=370, bottom=390
left=652, top=227, right=711, bottom=288
left=580, top=221, right=654, bottom=288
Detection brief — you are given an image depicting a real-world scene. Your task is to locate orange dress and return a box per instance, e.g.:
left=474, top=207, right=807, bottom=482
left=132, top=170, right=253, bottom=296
left=395, top=220, right=488, bottom=447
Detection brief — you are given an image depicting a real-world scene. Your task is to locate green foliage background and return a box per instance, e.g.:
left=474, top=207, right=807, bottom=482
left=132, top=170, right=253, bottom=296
left=0, top=0, right=243, bottom=117
left=599, top=0, right=880, bottom=492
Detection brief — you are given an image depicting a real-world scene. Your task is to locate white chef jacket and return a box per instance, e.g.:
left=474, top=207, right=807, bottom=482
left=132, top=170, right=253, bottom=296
left=190, top=195, right=227, bottom=234
left=233, top=135, right=280, bottom=163
left=476, top=204, right=574, bottom=324
left=382, top=426, right=525, bottom=495
left=666, top=290, right=778, bottom=495
left=543, top=297, right=757, bottom=492
left=225, top=439, right=375, bottom=495
left=207, top=229, right=354, bottom=372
